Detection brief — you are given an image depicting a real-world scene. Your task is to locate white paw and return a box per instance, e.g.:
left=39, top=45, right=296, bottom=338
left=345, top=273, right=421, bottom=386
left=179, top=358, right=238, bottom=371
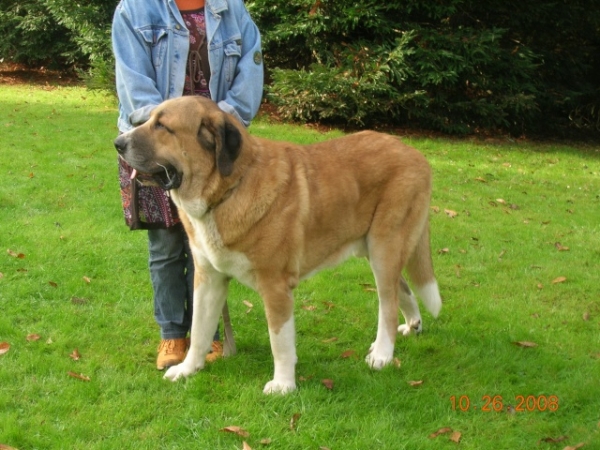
left=263, top=380, right=296, bottom=395
left=163, top=361, right=203, bottom=382
left=398, top=318, right=422, bottom=336
left=365, top=343, right=393, bottom=370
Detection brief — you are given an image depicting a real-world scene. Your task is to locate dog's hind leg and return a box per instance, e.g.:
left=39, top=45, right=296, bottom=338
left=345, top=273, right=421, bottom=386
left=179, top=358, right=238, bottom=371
left=397, top=277, right=423, bottom=336
left=164, top=266, right=229, bottom=382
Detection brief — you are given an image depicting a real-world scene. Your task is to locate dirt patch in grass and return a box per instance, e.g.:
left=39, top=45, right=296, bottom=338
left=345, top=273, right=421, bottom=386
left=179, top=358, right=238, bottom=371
left=0, top=62, right=81, bottom=87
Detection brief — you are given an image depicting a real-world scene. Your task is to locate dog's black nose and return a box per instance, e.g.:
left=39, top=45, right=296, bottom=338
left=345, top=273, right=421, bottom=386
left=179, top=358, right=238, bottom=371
left=114, top=135, right=127, bottom=155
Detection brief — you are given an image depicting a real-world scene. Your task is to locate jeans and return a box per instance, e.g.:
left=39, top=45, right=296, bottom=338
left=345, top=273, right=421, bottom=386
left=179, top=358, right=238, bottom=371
left=148, top=224, right=194, bottom=340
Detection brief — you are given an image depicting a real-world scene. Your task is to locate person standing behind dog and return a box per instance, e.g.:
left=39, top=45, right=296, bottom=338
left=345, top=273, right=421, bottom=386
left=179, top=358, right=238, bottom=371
left=112, top=0, right=264, bottom=370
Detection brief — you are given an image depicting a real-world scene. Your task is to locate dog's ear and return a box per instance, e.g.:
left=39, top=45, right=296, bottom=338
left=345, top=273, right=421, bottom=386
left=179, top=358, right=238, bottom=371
left=197, top=112, right=242, bottom=177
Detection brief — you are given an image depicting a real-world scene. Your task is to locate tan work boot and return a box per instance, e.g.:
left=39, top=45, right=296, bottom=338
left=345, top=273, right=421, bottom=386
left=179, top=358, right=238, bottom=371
left=156, top=338, right=188, bottom=370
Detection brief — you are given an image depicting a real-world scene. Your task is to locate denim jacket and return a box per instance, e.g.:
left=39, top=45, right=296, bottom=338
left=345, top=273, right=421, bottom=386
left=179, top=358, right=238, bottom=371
left=112, top=0, right=264, bottom=132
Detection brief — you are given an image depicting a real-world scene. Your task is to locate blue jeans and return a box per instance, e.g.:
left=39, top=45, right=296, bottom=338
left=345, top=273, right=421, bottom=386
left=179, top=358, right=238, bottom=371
left=148, top=224, right=219, bottom=341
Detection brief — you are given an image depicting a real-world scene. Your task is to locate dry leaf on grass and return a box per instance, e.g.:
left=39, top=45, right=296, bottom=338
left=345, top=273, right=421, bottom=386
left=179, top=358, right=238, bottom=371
left=259, top=438, right=272, bottom=445
left=429, top=427, right=453, bottom=439
left=408, top=380, right=424, bottom=387
left=321, top=379, right=334, bottom=390
left=322, top=337, right=338, bottom=343
left=393, top=357, right=401, bottom=368
left=444, top=209, right=458, bottom=218
left=513, top=341, right=538, bottom=348
left=67, top=371, right=90, bottom=381
left=220, top=426, right=250, bottom=438
left=450, top=431, right=462, bottom=443
left=538, top=436, right=568, bottom=444
left=242, top=442, right=252, bottom=450
left=26, top=334, right=41, bottom=342
left=555, top=242, right=570, bottom=251
left=82, top=276, right=91, bottom=284
left=582, top=312, right=590, bottom=321
left=7, top=249, right=26, bottom=259
left=563, top=443, right=585, bottom=450
left=552, top=276, right=567, bottom=284
left=70, top=349, right=81, bottom=361
left=0, top=444, right=19, bottom=450
left=243, top=300, right=253, bottom=313
left=289, top=413, right=301, bottom=430
left=48, top=281, right=58, bottom=288
left=340, top=350, right=355, bottom=358
left=0, top=342, right=10, bottom=356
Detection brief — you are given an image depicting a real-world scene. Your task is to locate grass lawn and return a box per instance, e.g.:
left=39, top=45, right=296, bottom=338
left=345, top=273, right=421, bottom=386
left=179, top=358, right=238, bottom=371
left=0, top=83, right=599, bottom=450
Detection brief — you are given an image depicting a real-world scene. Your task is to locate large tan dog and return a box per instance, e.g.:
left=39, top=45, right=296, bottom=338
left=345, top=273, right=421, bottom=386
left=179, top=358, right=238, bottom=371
left=114, top=96, right=442, bottom=394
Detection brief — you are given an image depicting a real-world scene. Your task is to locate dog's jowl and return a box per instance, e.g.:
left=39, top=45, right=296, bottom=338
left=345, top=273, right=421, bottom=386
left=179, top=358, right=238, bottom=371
left=115, top=96, right=442, bottom=394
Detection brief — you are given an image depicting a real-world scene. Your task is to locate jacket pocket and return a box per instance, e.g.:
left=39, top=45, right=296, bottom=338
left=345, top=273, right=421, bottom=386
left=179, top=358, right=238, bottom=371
left=223, top=40, right=242, bottom=82
left=140, top=27, right=168, bottom=68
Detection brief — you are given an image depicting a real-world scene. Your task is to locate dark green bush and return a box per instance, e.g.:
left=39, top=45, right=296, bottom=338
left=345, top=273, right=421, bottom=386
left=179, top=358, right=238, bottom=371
left=250, top=0, right=600, bottom=136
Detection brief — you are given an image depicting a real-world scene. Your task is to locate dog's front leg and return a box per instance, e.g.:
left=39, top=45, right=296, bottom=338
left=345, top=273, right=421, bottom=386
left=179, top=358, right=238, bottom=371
left=260, top=277, right=297, bottom=394
left=164, top=267, right=229, bottom=382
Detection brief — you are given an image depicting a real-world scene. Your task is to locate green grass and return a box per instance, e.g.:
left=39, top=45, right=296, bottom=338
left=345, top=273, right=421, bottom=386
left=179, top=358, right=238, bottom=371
left=1, top=84, right=599, bottom=450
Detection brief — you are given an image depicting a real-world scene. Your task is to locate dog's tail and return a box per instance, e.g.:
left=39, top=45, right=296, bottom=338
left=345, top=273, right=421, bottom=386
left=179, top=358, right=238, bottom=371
left=406, top=221, right=442, bottom=318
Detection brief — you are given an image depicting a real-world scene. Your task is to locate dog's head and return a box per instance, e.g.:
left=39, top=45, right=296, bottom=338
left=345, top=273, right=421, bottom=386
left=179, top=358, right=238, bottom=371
left=114, top=96, right=243, bottom=191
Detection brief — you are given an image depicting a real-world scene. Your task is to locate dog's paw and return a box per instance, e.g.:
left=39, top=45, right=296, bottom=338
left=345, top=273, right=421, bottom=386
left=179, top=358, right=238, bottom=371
left=263, top=379, right=296, bottom=395
left=163, top=361, right=203, bottom=382
left=365, top=343, right=393, bottom=370
left=398, top=318, right=422, bottom=336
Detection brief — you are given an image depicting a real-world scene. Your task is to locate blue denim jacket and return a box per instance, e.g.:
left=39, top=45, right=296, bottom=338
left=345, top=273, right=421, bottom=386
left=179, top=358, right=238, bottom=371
left=112, top=0, right=264, bottom=132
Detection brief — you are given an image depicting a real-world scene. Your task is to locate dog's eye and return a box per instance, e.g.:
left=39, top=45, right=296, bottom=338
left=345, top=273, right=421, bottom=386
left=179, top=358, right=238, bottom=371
left=155, top=121, right=174, bottom=134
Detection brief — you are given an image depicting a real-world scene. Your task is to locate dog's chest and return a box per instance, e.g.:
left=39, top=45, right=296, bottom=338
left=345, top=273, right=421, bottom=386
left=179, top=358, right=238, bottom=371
left=190, top=214, right=255, bottom=288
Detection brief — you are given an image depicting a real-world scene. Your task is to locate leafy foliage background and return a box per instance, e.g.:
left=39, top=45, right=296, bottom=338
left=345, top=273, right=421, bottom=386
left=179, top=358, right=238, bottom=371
left=1, top=0, right=598, bottom=136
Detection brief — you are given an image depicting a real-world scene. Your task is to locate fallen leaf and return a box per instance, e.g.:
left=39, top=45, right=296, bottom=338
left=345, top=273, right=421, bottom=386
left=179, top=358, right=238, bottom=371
left=46, top=337, right=53, bottom=344
left=431, top=205, right=441, bottom=213
left=49, top=281, right=58, bottom=288
left=319, top=447, right=331, bottom=450
left=408, top=380, right=424, bottom=387
left=474, top=177, right=487, bottom=183
left=26, top=334, right=41, bottom=342
left=506, top=405, right=516, bottom=415
left=429, top=427, right=453, bottom=439
left=220, top=426, right=250, bottom=438
left=243, top=300, right=253, bottom=313
left=393, top=357, right=401, bottom=368
left=450, top=431, right=462, bottom=443
left=7, top=249, right=26, bottom=259
left=496, top=198, right=507, bottom=204
left=289, top=413, right=301, bottom=430
left=67, top=371, right=90, bottom=381
left=538, top=436, right=568, bottom=444
left=360, top=283, right=377, bottom=293
left=0, top=444, right=19, bottom=450
left=242, top=442, right=252, bottom=450
left=322, top=301, right=335, bottom=311
left=444, top=209, right=458, bottom=218
left=514, top=341, right=538, bottom=348
left=301, top=305, right=316, bottom=311
left=340, top=350, right=355, bottom=358
left=0, top=342, right=10, bottom=356
left=555, top=242, right=570, bottom=251
left=438, top=248, right=450, bottom=254
left=322, top=337, right=338, bottom=343
left=537, top=283, right=544, bottom=289
left=0, top=272, right=4, bottom=279
left=582, top=312, right=590, bottom=321
left=83, top=276, right=91, bottom=283
left=70, top=349, right=81, bottom=361
left=563, top=444, right=585, bottom=450
left=321, top=379, right=334, bottom=390
left=552, top=276, right=567, bottom=284
left=498, top=250, right=506, bottom=259
left=259, top=438, right=272, bottom=445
